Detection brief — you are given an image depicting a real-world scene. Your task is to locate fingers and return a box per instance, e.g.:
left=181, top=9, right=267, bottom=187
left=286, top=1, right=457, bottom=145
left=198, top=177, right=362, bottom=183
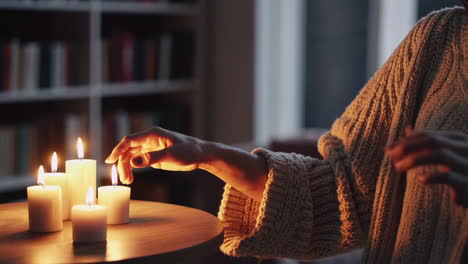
left=386, top=136, right=433, bottom=161
left=130, top=148, right=172, bottom=168
left=117, top=146, right=142, bottom=184
left=393, top=148, right=466, bottom=173
left=389, top=131, right=468, bottom=156
left=387, top=130, right=468, bottom=173
left=105, top=129, right=153, bottom=164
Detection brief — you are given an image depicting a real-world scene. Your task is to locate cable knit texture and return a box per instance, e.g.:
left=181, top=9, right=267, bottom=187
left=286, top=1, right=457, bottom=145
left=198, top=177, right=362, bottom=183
left=218, top=8, right=467, bottom=263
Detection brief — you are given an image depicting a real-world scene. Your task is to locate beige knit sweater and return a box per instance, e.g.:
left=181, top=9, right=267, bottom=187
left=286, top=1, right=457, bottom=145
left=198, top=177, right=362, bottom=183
left=218, top=8, right=467, bottom=263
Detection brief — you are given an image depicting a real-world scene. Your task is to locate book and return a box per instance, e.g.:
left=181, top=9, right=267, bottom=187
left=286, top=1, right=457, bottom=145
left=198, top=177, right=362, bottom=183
left=80, top=43, right=89, bottom=86
left=145, top=38, right=157, bottom=81
left=158, top=33, right=172, bottom=81
left=9, top=39, right=19, bottom=93
left=110, top=31, right=123, bottom=83
left=133, top=37, right=145, bottom=82
left=23, top=42, right=40, bottom=93
left=3, top=42, right=11, bottom=92
left=0, top=126, right=15, bottom=176
left=17, top=44, right=25, bottom=91
left=15, top=123, right=29, bottom=175
left=0, top=42, right=4, bottom=92
left=64, top=43, right=72, bottom=87
left=51, top=42, right=65, bottom=89
left=101, top=40, right=109, bottom=84
left=121, top=32, right=134, bottom=82
left=39, top=42, right=51, bottom=89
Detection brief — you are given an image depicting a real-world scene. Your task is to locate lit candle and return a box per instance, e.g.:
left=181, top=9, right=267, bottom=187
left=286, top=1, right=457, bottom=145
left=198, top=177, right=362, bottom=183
left=27, top=166, right=63, bottom=232
left=66, top=138, right=96, bottom=212
left=98, top=165, right=131, bottom=224
left=72, top=187, right=107, bottom=243
left=43, top=152, right=69, bottom=220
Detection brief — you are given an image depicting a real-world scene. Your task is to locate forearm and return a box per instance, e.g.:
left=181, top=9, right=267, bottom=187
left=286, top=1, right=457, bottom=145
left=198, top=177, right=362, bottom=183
left=199, top=141, right=268, bottom=201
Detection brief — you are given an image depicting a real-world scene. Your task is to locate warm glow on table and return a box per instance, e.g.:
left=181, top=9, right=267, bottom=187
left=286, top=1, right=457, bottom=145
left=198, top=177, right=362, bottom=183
left=43, top=152, right=69, bottom=220
left=27, top=165, right=63, bottom=233
left=0, top=201, right=223, bottom=263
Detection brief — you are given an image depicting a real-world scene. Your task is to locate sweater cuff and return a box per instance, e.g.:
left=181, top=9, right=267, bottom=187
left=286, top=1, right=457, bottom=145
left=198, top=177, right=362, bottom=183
left=218, top=148, right=339, bottom=258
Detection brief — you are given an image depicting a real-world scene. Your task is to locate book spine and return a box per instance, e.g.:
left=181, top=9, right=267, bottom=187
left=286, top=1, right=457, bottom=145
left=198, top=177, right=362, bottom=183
left=122, top=32, right=134, bottom=82
left=24, top=42, right=40, bottom=93
left=101, top=39, right=109, bottom=84
left=65, top=42, right=72, bottom=87
left=145, top=38, right=156, bottom=81
left=9, top=39, right=19, bottom=93
left=133, top=37, right=144, bottom=82
left=17, top=44, right=25, bottom=92
left=3, top=42, right=11, bottom=92
left=39, top=42, right=51, bottom=89
left=158, top=33, right=172, bottom=81
left=0, top=42, right=4, bottom=92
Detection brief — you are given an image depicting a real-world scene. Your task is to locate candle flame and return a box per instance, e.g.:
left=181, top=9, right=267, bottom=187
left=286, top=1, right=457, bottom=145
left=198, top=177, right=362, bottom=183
left=51, top=152, right=58, bottom=173
left=111, top=164, right=118, bottom=186
left=77, top=137, right=84, bottom=159
left=37, top=165, right=45, bottom=185
left=86, top=187, right=94, bottom=206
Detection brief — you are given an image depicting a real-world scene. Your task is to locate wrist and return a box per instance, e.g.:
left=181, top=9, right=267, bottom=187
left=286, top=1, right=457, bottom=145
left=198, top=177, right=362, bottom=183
left=197, top=140, right=268, bottom=201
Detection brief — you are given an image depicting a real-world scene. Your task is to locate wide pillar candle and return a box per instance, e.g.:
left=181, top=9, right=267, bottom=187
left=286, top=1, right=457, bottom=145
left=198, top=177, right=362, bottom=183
left=66, top=138, right=96, bottom=211
left=44, top=152, right=69, bottom=220
left=28, top=166, right=63, bottom=232
left=98, top=165, right=131, bottom=224
left=72, top=187, right=107, bottom=243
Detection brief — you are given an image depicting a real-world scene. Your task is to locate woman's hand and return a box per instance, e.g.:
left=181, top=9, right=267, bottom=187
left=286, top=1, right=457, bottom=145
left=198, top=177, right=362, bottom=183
left=105, top=126, right=208, bottom=184
left=105, top=126, right=268, bottom=201
left=386, top=127, right=468, bottom=207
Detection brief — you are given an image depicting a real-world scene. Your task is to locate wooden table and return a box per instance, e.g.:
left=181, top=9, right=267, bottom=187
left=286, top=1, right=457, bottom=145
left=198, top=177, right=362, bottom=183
left=0, top=200, right=224, bottom=264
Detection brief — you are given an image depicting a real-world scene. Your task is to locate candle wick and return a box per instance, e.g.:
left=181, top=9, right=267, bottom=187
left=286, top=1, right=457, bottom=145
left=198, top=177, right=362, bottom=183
left=113, top=185, right=116, bottom=190
left=41, top=184, right=45, bottom=189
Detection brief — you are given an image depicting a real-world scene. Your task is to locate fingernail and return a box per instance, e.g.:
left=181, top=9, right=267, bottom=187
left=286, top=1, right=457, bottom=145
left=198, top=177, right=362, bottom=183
left=132, top=157, right=143, bottom=165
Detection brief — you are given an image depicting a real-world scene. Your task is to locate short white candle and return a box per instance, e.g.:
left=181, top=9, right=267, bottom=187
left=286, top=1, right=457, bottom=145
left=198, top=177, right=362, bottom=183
left=43, top=152, right=69, bottom=220
left=27, top=166, right=63, bottom=233
left=72, top=187, right=107, bottom=243
left=66, top=138, right=96, bottom=212
left=98, top=165, right=131, bottom=224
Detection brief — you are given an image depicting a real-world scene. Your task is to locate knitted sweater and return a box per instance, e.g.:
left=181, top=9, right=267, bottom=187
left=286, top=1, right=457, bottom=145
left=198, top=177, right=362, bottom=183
left=218, top=8, right=467, bottom=263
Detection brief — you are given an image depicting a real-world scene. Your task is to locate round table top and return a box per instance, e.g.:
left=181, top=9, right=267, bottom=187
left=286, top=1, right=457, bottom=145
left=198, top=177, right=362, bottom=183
left=0, top=200, right=224, bottom=264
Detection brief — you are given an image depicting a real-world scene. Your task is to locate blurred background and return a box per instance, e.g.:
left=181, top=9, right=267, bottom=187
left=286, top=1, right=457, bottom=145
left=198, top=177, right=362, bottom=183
left=0, top=0, right=461, bottom=263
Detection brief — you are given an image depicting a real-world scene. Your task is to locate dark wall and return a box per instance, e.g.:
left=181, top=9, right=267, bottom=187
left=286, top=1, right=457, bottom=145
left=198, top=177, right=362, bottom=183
left=303, top=0, right=369, bottom=129
left=210, top=0, right=254, bottom=144
left=418, top=0, right=460, bottom=18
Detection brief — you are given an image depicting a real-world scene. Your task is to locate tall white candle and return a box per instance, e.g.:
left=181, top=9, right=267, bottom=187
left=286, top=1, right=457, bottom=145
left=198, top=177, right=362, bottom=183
left=28, top=166, right=63, bottom=232
left=66, top=138, right=96, bottom=212
left=72, top=187, right=107, bottom=243
left=98, top=165, right=131, bottom=224
left=43, top=152, right=69, bottom=220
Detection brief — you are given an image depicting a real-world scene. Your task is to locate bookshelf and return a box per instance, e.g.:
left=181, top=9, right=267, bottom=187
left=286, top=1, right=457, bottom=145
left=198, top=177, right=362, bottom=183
left=0, top=0, right=207, bottom=202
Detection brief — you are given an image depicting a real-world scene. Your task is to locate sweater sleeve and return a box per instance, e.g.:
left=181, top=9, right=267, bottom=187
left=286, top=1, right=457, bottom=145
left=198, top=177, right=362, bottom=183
left=217, top=9, right=433, bottom=260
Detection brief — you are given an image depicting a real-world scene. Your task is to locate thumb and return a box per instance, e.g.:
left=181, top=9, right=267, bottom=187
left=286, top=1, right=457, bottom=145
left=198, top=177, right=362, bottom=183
left=131, top=148, right=171, bottom=168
